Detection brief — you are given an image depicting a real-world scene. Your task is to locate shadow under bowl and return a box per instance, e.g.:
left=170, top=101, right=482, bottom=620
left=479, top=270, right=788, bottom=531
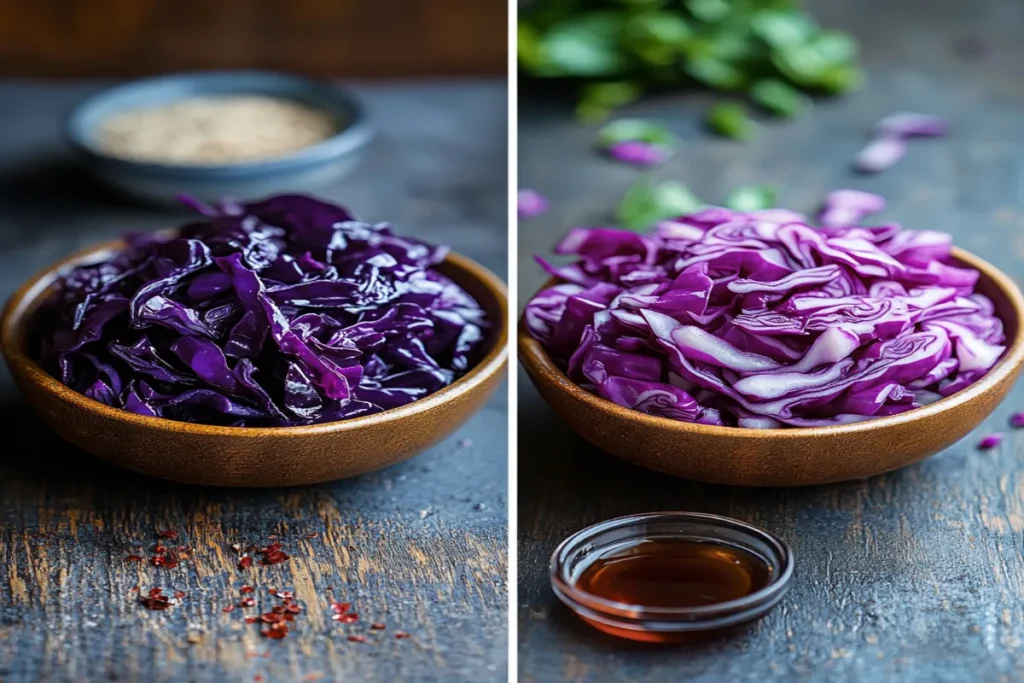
left=1, top=240, right=507, bottom=487
left=519, top=247, right=1024, bottom=487
left=65, top=70, right=374, bottom=205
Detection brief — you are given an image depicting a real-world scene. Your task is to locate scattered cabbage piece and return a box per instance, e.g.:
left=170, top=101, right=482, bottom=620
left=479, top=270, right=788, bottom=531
left=518, top=189, right=550, bottom=220
left=978, top=433, right=1004, bottom=450
left=33, top=194, right=489, bottom=427
left=525, top=203, right=1005, bottom=428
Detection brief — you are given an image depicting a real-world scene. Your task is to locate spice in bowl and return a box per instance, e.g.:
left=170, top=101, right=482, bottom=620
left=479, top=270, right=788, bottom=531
left=94, top=95, right=339, bottom=165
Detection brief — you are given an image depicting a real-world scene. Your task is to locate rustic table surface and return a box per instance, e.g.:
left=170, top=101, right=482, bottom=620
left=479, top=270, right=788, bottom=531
left=518, top=1, right=1024, bottom=681
left=0, top=80, right=508, bottom=683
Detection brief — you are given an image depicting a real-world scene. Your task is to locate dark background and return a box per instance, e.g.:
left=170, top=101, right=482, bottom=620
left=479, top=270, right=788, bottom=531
left=0, top=0, right=506, bottom=78
left=518, top=0, right=1024, bottom=681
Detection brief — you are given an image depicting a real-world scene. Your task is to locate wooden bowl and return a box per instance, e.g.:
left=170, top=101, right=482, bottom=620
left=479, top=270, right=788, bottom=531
left=1, top=240, right=507, bottom=487
left=519, top=247, right=1024, bottom=487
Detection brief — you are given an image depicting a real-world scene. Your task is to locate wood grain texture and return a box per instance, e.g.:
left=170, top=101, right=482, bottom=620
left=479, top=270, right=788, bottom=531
left=0, top=0, right=506, bottom=78
left=0, top=81, right=508, bottom=682
left=517, top=0, right=1024, bottom=680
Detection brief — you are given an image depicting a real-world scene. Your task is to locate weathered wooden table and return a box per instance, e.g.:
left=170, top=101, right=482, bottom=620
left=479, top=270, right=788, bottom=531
left=518, top=1, right=1024, bottom=680
left=0, top=81, right=508, bottom=682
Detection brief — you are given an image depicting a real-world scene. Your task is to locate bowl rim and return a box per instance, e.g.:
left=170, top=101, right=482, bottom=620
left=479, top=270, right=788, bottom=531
left=64, top=70, right=375, bottom=179
left=519, top=245, right=1024, bottom=438
left=1, top=238, right=508, bottom=438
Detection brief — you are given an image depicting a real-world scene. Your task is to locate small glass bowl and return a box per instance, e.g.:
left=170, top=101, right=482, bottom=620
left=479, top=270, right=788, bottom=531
left=550, top=512, right=794, bottom=643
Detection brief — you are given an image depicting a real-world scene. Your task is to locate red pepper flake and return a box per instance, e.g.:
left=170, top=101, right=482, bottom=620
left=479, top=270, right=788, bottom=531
left=126, top=555, right=143, bottom=562
left=153, top=544, right=168, bottom=554
left=140, top=595, right=170, bottom=610
left=285, top=604, right=303, bottom=614
left=239, top=555, right=253, bottom=569
left=223, top=605, right=235, bottom=613
left=275, top=590, right=294, bottom=599
left=256, top=542, right=290, bottom=566
left=261, top=623, right=289, bottom=639
left=268, top=535, right=278, bottom=540
left=157, top=530, right=178, bottom=540
left=347, top=635, right=366, bottom=643
left=150, top=549, right=180, bottom=569
left=240, top=586, right=255, bottom=594
left=370, top=623, right=386, bottom=630
left=394, top=632, right=411, bottom=639
left=173, top=591, right=186, bottom=599
left=271, top=605, right=285, bottom=614
left=245, top=617, right=259, bottom=624
left=260, top=612, right=283, bottom=623
left=129, top=586, right=140, bottom=592
left=330, top=602, right=351, bottom=614
left=304, top=533, right=318, bottom=539
left=239, top=598, right=256, bottom=608
left=140, top=589, right=170, bottom=611
left=254, top=676, right=264, bottom=682
left=335, top=613, right=359, bottom=624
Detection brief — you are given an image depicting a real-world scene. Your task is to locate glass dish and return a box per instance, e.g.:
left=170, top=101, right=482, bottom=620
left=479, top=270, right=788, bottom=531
left=550, top=511, right=794, bottom=642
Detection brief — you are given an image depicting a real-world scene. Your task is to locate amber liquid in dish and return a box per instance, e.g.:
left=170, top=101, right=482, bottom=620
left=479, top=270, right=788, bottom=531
left=576, top=538, right=772, bottom=607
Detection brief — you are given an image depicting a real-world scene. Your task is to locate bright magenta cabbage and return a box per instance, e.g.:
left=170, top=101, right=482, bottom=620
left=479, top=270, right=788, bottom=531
left=525, top=200, right=1005, bottom=428
left=34, top=195, right=489, bottom=427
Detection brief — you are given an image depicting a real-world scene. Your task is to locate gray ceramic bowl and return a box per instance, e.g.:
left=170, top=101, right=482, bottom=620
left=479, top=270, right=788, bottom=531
left=65, top=71, right=374, bottom=204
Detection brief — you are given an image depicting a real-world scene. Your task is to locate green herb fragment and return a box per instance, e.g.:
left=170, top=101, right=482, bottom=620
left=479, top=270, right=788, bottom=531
left=686, top=56, right=748, bottom=91
left=751, top=79, right=807, bottom=117
left=597, top=119, right=678, bottom=150
left=706, top=101, right=756, bottom=140
left=725, top=186, right=777, bottom=211
left=541, top=13, right=627, bottom=78
left=618, top=178, right=705, bottom=231
left=575, top=82, right=643, bottom=123
left=750, top=10, right=817, bottom=48
left=687, top=0, right=732, bottom=24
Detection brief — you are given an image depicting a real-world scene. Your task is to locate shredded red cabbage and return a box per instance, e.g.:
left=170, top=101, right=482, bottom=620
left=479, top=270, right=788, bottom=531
left=525, top=203, right=1006, bottom=428
left=34, top=195, right=489, bottom=427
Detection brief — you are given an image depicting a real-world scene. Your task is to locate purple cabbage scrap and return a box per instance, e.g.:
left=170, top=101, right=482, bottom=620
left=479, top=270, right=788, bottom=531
left=525, top=205, right=1004, bottom=428
left=33, top=194, right=489, bottom=427
left=856, top=112, right=947, bottom=173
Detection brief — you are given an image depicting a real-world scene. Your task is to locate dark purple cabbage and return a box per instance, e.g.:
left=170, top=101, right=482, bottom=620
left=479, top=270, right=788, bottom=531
left=33, top=195, right=489, bottom=427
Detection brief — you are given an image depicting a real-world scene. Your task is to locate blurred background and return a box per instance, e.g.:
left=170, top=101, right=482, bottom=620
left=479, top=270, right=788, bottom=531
left=0, top=0, right=506, bottom=78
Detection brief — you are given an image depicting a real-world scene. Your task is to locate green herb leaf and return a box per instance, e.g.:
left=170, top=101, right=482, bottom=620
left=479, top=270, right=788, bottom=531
left=772, top=30, right=858, bottom=87
left=686, top=56, right=748, bottom=91
left=517, top=24, right=545, bottom=73
left=816, top=64, right=865, bottom=94
left=541, top=13, right=627, bottom=77
left=575, top=82, right=643, bottom=122
left=687, top=0, right=731, bottom=24
left=618, top=177, right=705, bottom=231
left=725, top=185, right=777, bottom=211
left=813, top=31, right=858, bottom=65
left=597, top=119, right=678, bottom=150
left=706, top=101, right=757, bottom=140
left=750, top=79, right=807, bottom=117
left=751, top=10, right=817, bottom=48
left=625, top=13, right=692, bottom=66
